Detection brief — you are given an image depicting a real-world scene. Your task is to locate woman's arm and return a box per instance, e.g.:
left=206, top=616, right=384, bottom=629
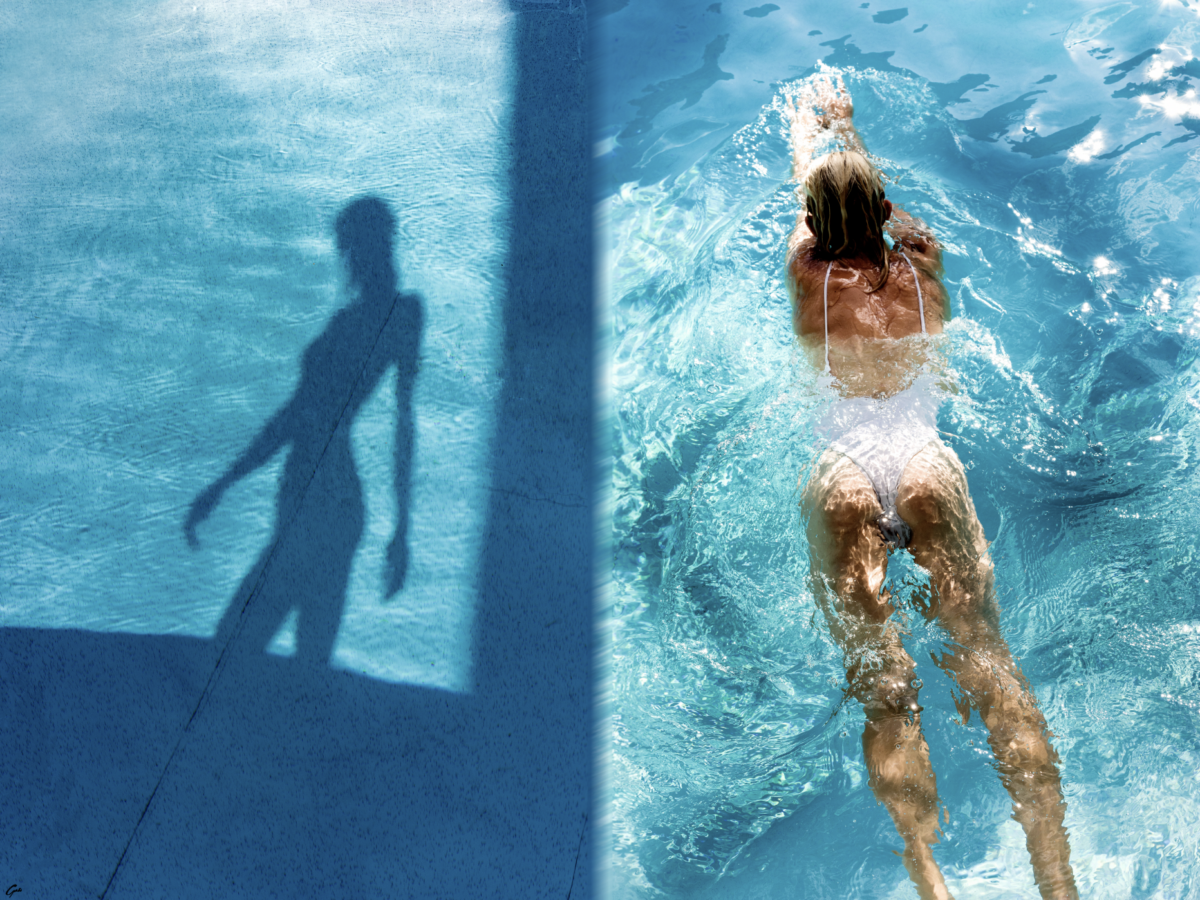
left=888, top=208, right=942, bottom=270
left=785, top=74, right=864, bottom=181
left=887, top=207, right=952, bottom=325
left=784, top=73, right=863, bottom=306
left=785, top=75, right=864, bottom=336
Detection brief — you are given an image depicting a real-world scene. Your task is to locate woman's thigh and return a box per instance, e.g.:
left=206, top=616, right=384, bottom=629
left=895, top=441, right=996, bottom=628
left=801, top=449, right=891, bottom=630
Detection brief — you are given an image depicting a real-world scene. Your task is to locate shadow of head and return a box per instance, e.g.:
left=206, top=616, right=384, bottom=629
left=336, top=196, right=397, bottom=294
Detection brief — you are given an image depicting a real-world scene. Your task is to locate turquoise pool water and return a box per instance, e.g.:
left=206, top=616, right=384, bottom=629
left=1, top=0, right=513, bottom=691
left=3, top=3, right=593, bottom=896
left=602, top=2, right=1200, bottom=897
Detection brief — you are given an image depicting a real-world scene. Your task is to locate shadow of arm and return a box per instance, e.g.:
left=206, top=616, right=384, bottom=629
left=384, top=295, right=423, bottom=595
left=185, top=405, right=293, bottom=547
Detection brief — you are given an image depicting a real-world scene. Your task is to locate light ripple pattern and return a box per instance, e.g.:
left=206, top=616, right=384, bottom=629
left=0, top=0, right=514, bottom=691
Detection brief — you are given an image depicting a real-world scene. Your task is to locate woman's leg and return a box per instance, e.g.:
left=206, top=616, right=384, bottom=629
left=803, top=452, right=952, bottom=900
left=896, top=443, right=1078, bottom=900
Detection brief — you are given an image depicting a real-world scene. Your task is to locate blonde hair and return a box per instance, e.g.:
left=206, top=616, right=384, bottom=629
left=804, top=151, right=890, bottom=292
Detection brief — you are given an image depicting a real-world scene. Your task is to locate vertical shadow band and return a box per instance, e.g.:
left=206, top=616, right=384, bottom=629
left=475, top=0, right=594, bottom=893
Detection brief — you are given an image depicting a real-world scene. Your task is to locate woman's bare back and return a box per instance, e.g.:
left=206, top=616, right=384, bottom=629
left=786, top=210, right=948, bottom=393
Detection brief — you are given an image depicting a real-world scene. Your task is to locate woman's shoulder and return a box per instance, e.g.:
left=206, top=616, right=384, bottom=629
left=787, top=236, right=839, bottom=281
left=888, top=210, right=942, bottom=271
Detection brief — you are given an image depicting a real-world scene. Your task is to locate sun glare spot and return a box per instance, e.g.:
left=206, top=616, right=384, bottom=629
left=1140, top=92, right=1200, bottom=119
left=1069, top=129, right=1106, bottom=163
left=1146, top=58, right=1171, bottom=81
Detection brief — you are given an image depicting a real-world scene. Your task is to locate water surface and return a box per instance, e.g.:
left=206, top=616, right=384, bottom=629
left=602, top=2, right=1200, bottom=896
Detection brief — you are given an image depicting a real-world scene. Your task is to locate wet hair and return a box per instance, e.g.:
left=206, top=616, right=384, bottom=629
left=804, top=151, right=890, bottom=292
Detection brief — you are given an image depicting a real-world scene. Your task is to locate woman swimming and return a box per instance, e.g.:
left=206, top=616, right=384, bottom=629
left=786, top=76, right=1078, bottom=899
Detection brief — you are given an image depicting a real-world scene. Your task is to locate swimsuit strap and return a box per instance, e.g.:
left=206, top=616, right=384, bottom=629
left=822, top=259, right=834, bottom=373
left=898, top=251, right=926, bottom=334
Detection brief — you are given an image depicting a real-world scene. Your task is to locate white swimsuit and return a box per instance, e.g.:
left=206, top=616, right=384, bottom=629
left=814, top=254, right=942, bottom=547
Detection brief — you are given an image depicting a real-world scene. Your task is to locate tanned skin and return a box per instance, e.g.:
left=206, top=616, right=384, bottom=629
left=786, top=75, right=1078, bottom=900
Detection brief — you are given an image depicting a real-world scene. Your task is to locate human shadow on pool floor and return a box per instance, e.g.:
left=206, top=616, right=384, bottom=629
left=1, top=185, right=590, bottom=897
left=185, top=195, right=419, bottom=665
left=1, top=6, right=591, bottom=897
